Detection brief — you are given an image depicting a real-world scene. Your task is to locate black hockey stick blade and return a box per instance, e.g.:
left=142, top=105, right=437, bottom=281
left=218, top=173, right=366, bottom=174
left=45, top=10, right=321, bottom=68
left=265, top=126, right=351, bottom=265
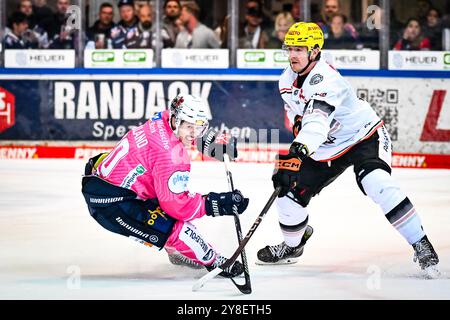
left=192, top=186, right=281, bottom=292
left=223, top=154, right=252, bottom=294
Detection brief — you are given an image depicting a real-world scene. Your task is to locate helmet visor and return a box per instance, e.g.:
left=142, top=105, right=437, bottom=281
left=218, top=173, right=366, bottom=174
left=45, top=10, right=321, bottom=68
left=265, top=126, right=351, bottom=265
left=282, top=44, right=309, bottom=58
left=179, top=119, right=209, bottom=139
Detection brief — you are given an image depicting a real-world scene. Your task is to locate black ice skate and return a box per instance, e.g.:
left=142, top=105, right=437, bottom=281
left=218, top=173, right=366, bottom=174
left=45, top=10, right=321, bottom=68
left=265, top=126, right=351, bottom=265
left=168, top=253, right=203, bottom=269
left=412, top=235, right=440, bottom=279
left=256, top=225, right=314, bottom=265
left=205, top=255, right=244, bottom=278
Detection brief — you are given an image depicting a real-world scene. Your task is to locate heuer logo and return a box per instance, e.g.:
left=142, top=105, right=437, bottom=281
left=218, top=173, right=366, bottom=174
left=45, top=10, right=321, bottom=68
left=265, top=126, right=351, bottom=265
left=123, top=51, right=146, bottom=62
left=244, top=51, right=265, bottom=62
left=92, top=51, right=115, bottom=62
left=0, top=87, right=15, bottom=134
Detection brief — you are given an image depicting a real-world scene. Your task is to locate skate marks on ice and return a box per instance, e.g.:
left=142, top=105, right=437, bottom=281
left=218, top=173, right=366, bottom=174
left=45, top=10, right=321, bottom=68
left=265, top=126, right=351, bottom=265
left=0, top=160, right=449, bottom=299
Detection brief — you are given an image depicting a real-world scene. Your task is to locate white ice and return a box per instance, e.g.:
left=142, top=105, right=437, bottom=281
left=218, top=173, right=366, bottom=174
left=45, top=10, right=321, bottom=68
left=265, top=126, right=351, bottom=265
left=0, top=159, right=449, bottom=299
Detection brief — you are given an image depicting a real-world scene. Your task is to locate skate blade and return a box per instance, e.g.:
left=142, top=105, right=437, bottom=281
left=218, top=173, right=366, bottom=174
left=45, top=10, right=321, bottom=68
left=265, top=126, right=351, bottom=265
left=423, top=265, right=441, bottom=279
left=168, top=256, right=203, bottom=269
left=255, top=257, right=298, bottom=265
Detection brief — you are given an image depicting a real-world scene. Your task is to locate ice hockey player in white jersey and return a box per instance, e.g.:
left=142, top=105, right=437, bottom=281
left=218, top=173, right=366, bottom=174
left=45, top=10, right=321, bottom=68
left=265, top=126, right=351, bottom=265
left=256, top=22, right=440, bottom=278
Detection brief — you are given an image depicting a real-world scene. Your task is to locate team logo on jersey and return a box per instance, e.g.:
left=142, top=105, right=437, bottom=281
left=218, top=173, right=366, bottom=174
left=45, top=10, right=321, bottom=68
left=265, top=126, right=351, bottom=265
left=309, top=74, right=323, bottom=85
left=168, top=171, right=189, bottom=194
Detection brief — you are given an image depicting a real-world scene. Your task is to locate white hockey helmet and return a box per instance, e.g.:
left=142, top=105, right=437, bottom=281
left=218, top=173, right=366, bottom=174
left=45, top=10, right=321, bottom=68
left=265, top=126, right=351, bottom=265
left=169, top=94, right=209, bottom=138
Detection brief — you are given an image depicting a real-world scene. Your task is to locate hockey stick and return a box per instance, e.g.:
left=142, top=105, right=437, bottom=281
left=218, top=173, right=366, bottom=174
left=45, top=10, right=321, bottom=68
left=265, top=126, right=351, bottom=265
left=223, top=154, right=252, bottom=294
left=192, top=186, right=281, bottom=292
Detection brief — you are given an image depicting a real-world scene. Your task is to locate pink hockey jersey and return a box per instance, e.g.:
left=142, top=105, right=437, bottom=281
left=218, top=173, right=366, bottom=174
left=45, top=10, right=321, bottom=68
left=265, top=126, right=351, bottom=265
left=97, top=110, right=207, bottom=221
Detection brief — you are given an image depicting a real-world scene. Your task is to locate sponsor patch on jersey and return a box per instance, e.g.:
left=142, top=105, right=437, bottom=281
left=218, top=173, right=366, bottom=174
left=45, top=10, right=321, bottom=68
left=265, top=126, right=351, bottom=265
left=168, top=171, right=189, bottom=194
left=309, top=74, right=323, bottom=85
left=180, top=224, right=215, bottom=263
left=312, top=92, right=327, bottom=98
left=120, top=164, right=147, bottom=189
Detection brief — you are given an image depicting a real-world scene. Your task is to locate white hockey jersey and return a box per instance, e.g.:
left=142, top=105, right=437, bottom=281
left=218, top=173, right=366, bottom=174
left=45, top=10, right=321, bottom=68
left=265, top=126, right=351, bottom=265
left=279, top=59, right=382, bottom=161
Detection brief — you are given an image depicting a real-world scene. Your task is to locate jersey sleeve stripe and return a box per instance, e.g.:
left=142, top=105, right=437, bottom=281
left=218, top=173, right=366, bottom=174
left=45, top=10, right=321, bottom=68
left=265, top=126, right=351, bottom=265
left=280, top=88, right=292, bottom=94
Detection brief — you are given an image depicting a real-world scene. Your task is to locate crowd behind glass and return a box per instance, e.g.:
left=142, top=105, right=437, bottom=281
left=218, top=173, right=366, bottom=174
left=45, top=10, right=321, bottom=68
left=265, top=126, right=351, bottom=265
left=1, top=0, right=449, bottom=59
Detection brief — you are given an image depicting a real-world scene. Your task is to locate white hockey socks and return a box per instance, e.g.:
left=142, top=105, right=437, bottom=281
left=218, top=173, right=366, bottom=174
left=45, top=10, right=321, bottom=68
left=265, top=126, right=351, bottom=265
left=276, top=196, right=309, bottom=247
left=361, top=169, right=425, bottom=245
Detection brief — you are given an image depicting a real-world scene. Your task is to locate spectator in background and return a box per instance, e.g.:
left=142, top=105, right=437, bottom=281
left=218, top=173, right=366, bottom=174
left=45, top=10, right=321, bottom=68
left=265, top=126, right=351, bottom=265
left=110, top=0, right=139, bottom=49
left=32, top=0, right=55, bottom=38
left=214, top=15, right=229, bottom=48
left=162, top=0, right=181, bottom=48
left=51, top=0, right=71, bottom=38
left=20, top=0, right=36, bottom=28
left=48, top=0, right=78, bottom=49
left=239, top=0, right=269, bottom=48
left=125, top=4, right=155, bottom=48
left=19, top=0, right=49, bottom=48
left=393, top=18, right=431, bottom=51
left=87, top=2, right=115, bottom=49
left=416, top=0, right=432, bottom=25
left=323, top=13, right=361, bottom=49
left=423, top=8, right=443, bottom=50
left=134, top=0, right=149, bottom=13
left=291, top=1, right=301, bottom=22
left=267, top=12, right=294, bottom=49
left=3, top=12, right=29, bottom=49
left=318, top=0, right=358, bottom=40
left=358, top=5, right=382, bottom=50
left=175, top=1, right=220, bottom=49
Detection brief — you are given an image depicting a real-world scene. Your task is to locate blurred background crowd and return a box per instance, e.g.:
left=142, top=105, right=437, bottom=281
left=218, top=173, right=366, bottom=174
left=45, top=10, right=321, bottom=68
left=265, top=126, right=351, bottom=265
left=1, top=0, right=449, bottom=52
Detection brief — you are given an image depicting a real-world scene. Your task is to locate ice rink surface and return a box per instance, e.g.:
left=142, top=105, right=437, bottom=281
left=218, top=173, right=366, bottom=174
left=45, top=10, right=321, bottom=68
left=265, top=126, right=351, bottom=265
left=1, top=159, right=449, bottom=300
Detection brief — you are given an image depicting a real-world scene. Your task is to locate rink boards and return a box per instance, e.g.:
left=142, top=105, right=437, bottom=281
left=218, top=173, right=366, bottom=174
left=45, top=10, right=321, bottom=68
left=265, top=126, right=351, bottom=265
left=0, top=72, right=449, bottom=168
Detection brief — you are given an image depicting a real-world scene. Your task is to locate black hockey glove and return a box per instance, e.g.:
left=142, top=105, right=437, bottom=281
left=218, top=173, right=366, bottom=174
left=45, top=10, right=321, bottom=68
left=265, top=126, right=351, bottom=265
left=292, top=115, right=302, bottom=138
left=196, top=128, right=238, bottom=161
left=272, top=142, right=309, bottom=198
left=205, top=190, right=249, bottom=217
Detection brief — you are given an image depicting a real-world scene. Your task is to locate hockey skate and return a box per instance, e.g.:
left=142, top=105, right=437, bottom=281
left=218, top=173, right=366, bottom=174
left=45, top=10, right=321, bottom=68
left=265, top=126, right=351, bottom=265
left=205, top=255, right=244, bottom=278
left=412, top=235, right=440, bottom=279
left=168, top=253, right=203, bottom=269
left=256, top=225, right=314, bottom=265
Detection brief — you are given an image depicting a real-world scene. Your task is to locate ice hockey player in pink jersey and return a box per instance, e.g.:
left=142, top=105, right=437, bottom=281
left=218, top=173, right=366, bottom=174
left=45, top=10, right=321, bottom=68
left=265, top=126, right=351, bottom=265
left=81, top=94, right=249, bottom=278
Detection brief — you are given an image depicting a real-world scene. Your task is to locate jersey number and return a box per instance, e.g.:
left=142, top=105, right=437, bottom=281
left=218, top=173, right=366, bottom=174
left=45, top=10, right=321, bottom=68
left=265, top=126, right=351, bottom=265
left=98, top=139, right=129, bottom=177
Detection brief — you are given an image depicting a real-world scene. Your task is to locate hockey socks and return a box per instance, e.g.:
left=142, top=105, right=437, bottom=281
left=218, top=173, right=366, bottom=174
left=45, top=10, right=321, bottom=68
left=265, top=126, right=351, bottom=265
left=361, top=169, right=425, bottom=245
left=276, top=196, right=309, bottom=247
left=385, top=197, right=425, bottom=245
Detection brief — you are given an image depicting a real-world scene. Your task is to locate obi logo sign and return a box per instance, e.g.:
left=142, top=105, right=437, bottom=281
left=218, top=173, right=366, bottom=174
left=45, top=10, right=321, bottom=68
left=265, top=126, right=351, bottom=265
left=0, top=87, right=15, bottom=134
left=123, top=51, right=147, bottom=63
left=273, top=51, right=289, bottom=63
left=244, top=51, right=265, bottom=63
left=92, top=51, right=115, bottom=63
left=444, top=53, right=450, bottom=65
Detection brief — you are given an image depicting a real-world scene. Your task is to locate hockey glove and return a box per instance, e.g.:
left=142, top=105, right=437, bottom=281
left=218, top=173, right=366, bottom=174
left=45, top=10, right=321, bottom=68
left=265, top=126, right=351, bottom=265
left=292, top=115, right=302, bottom=138
left=205, top=190, right=249, bottom=217
left=272, top=142, right=309, bottom=198
left=196, top=128, right=238, bottom=161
